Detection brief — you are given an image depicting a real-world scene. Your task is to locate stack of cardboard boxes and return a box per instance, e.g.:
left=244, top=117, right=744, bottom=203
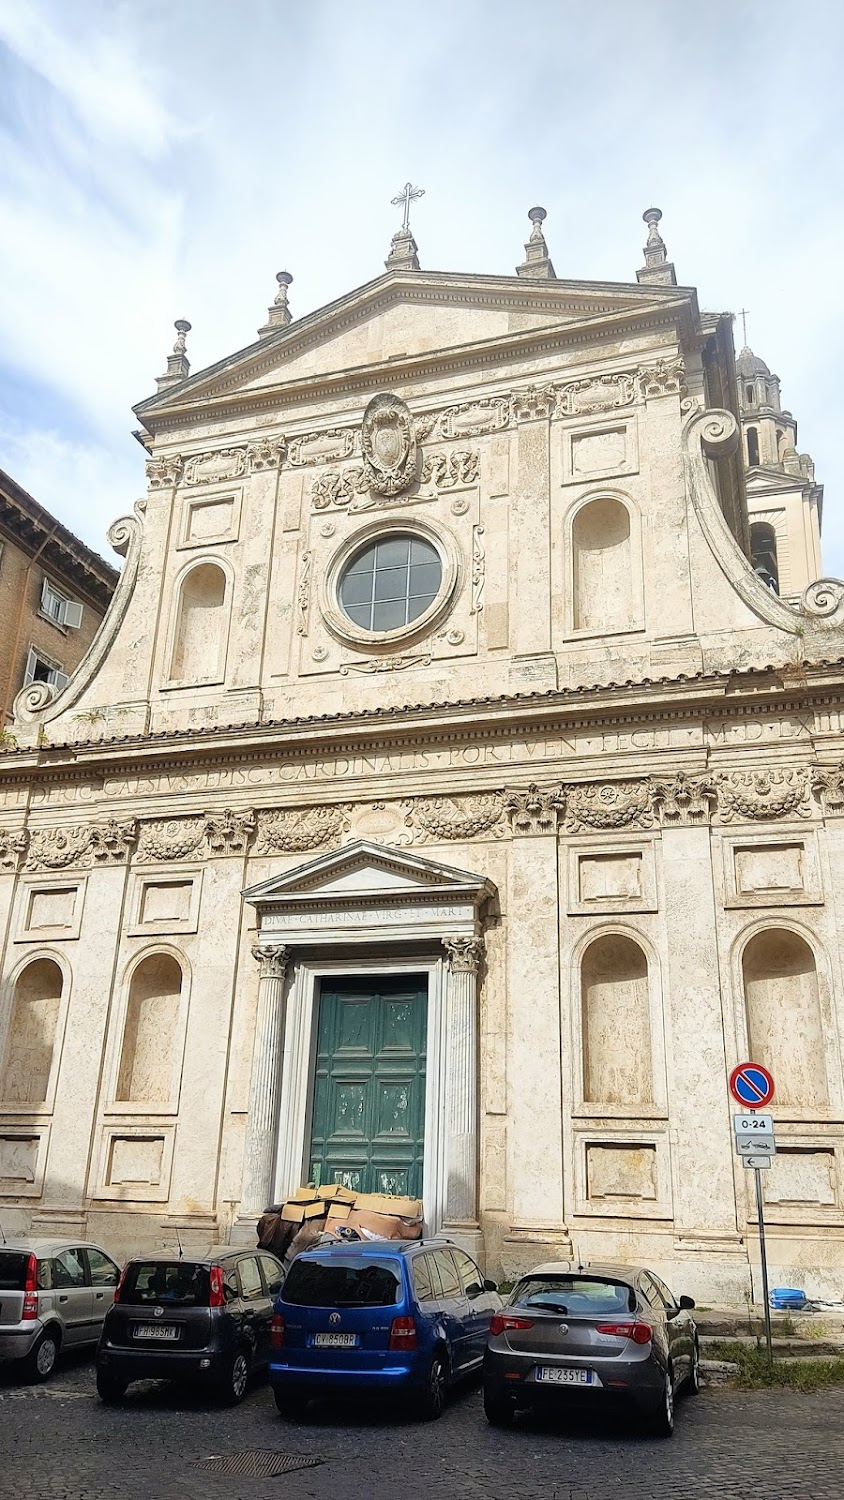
left=281, top=1183, right=424, bottom=1240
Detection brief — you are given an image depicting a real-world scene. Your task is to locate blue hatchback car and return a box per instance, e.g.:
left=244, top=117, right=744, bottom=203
left=269, top=1239, right=501, bottom=1419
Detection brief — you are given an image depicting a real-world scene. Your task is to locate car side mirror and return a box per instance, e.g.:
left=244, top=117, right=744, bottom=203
left=678, top=1295, right=696, bottom=1311
left=483, top=1279, right=498, bottom=1293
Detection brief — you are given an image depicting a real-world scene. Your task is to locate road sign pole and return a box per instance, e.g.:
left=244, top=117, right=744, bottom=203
left=754, top=1163, right=774, bottom=1368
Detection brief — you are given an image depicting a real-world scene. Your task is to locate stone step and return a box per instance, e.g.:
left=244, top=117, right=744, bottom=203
left=700, top=1333, right=844, bottom=1358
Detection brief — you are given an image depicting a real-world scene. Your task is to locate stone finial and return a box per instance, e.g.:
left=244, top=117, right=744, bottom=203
left=156, top=319, right=192, bottom=391
left=385, top=181, right=424, bottom=272
left=516, top=206, right=556, bottom=280
left=258, top=271, right=293, bottom=340
left=636, top=207, right=677, bottom=287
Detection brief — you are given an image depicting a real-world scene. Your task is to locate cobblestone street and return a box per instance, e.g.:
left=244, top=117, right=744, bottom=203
left=1, top=1354, right=842, bottom=1500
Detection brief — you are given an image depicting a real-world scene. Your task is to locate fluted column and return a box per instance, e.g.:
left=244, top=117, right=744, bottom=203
left=441, top=937, right=483, bottom=1226
left=240, top=944, right=291, bottom=1215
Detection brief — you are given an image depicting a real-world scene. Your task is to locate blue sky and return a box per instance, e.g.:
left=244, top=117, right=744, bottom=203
left=0, top=0, right=842, bottom=572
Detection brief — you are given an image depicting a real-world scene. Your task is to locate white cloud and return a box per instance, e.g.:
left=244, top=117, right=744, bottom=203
left=0, top=0, right=842, bottom=571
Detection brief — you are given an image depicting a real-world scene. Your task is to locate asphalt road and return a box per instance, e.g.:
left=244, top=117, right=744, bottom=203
left=1, top=1351, right=841, bottom=1500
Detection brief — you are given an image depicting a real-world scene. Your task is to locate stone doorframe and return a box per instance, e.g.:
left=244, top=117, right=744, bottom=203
left=240, top=840, right=494, bottom=1256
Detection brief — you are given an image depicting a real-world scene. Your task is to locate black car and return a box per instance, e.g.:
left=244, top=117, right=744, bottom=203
left=96, top=1248, right=285, bottom=1405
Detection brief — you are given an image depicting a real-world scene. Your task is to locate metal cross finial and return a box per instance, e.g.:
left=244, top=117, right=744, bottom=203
left=391, top=182, right=425, bottom=233
left=739, top=308, right=750, bottom=346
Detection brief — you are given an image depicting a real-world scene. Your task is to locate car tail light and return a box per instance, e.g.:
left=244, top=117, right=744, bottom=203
left=22, top=1253, right=38, bottom=1320
left=111, top=1265, right=129, bottom=1304
left=209, top=1264, right=225, bottom=1308
left=489, top=1314, right=535, bottom=1336
left=596, top=1321, right=652, bottom=1345
left=270, top=1313, right=285, bottom=1349
left=388, top=1315, right=418, bottom=1351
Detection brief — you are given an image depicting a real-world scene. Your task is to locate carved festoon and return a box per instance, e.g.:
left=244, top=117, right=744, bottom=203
left=717, top=769, right=811, bottom=823
left=565, top=780, right=655, bottom=833
left=556, top=373, right=636, bottom=416
left=405, top=794, right=506, bottom=843
left=253, top=806, right=350, bottom=854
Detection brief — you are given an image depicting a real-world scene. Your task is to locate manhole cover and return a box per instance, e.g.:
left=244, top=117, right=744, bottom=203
left=195, top=1451, right=324, bottom=1477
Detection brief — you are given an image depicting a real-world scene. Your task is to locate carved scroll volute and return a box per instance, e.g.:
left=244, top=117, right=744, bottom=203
left=361, top=393, right=417, bottom=496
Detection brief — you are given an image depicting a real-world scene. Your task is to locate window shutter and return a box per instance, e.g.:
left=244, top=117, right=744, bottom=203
left=40, top=578, right=53, bottom=612
left=51, top=669, right=69, bottom=692
left=24, top=648, right=38, bottom=685
left=63, top=600, right=83, bottom=629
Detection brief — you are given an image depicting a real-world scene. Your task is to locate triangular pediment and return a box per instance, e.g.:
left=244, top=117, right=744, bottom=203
left=242, top=838, right=493, bottom=908
left=135, top=268, right=696, bottom=429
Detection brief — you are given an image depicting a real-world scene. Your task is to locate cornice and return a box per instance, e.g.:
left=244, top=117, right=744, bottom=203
left=136, top=297, right=700, bottom=440
left=3, top=660, right=844, bottom=786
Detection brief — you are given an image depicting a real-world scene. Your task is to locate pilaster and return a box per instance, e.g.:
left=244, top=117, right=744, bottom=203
left=239, top=944, right=291, bottom=1216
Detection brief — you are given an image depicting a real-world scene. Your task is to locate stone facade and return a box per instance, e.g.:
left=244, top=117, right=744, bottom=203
left=1, top=211, right=844, bottom=1302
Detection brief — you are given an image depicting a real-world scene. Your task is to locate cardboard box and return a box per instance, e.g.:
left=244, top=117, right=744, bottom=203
left=280, top=1200, right=328, bottom=1224
left=288, top=1186, right=322, bottom=1203
left=340, top=1208, right=422, bottom=1241
left=325, top=1202, right=353, bottom=1226
left=316, top=1183, right=357, bottom=1204
left=353, top=1192, right=422, bottom=1219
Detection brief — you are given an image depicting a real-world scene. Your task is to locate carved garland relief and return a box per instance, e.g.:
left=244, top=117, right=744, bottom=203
left=3, top=764, right=841, bottom=873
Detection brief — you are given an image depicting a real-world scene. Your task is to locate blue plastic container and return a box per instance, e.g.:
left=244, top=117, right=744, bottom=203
left=770, top=1287, right=807, bottom=1310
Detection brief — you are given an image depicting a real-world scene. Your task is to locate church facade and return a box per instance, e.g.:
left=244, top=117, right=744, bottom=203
left=2, top=205, right=844, bottom=1303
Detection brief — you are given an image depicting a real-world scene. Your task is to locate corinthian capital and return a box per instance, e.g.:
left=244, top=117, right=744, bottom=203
left=251, top=944, right=291, bottom=980
left=442, top=936, right=484, bottom=975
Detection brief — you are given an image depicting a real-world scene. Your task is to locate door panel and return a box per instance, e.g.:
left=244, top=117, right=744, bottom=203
left=52, top=1248, right=92, bottom=1345
left=309, top=977, right=427, bottom=1198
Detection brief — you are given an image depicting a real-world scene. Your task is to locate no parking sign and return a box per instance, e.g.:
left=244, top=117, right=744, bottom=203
left=729, top=1061, right=775, bottom=1109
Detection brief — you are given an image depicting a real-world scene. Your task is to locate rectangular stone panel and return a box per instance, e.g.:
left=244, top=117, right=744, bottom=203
left=586, top=1142, right=657, bottom=1201
left=26, top=887, right=78, bottom=931
left=106, top=1135, right=165, bottom=1186
left=184, top=495, right=235, bottom=543
left=735, top=843, right=804, bottom=893
left=579, top=852, right=642, bottom=902
left=0, top=1134, right=39, bottom=1186
left=764, top=1149, right=837, bottom=1206
left=140, top=880, right=194, bottom=925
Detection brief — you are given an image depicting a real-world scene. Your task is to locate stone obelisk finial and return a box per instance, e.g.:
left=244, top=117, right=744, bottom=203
left=515, top=206, right=556, bottom=279
left=156, top=319, right=192, bottom=391
left=636, top=207, right=677, bottom=287
left=258, top=271, right=293, bottom=339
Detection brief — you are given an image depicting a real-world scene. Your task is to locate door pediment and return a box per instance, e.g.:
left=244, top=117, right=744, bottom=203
left=243, top=838, right=494, bottom=946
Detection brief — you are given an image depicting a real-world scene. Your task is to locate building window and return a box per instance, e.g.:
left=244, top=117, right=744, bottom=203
left=339, top=534, right=442, bottom=633
left=24, top=649, right=69, bottom=693
left=746, top=427, right=760, bottom=466
left=749, top=522, right=779, bottom=593
left=40, top=578, right=83, bottom=629
left=745, top=385, right=754, bottom=404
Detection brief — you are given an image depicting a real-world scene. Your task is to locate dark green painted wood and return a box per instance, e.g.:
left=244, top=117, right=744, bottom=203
left=309, top=976, right=427, bottom=1198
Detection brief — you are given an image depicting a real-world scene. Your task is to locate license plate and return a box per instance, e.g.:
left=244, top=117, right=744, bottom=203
left=134, top=1324, right=179, bottom=1341
left=313, top=1332, right=358, bottom=1348
left=536, top=1366, right=595, bottom=1385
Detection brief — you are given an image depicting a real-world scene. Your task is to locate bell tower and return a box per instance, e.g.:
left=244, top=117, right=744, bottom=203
left=736, top=341, right=823, bottom=600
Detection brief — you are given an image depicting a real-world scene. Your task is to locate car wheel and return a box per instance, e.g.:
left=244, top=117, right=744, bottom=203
left=24, top=1330, right=59, bottom=1383
left=217, top=1347, right=251, bottom=1407
left=649, top=1366, right=675, bottom=1438
left=273, top=1388, right=310, bottom=1421
left=96, top=1370, right=128, bottom=1404
left=416, top=1353, right=448, bottom=1421
left=687, top=1339, right=701, bottom=1396
left=483, top=1384, right=516, bottom=1428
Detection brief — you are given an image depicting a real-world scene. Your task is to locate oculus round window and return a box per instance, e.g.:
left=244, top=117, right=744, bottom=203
left=338, top=534, right=442, bottom=634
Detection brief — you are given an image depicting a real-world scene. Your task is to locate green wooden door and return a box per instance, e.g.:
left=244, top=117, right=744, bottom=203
left=308, top=976, right=427, bottom=1198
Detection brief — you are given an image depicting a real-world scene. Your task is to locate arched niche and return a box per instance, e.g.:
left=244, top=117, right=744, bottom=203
left=169, top=560, right=229, bottom=683
left=116, top=952, right=185, bottom=1106
left=581, top=933, right=653, bottom=1105
left=1, top=957, right=64, bottom=1104
left=570, top=495, right=641, bottom=634
left=742, top=928, right=827, bottom=1109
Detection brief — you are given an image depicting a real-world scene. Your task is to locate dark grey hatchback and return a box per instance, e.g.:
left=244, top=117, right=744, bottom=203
left=96, top=1248, right=285, bottom=1405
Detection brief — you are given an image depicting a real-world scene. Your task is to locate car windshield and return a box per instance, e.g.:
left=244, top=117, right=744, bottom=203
left=0, top=1251, right=30, bottom=1290
left=122, top=1261, right=210, bottom=1306
left=282, top=1256, right=402, bottom=1308
left=510, top=1276, right=635, bottom=1316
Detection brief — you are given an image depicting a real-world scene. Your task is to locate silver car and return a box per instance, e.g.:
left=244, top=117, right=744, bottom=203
left=0, top=1238, right=121, bottom=1381
left=483, top=1261, right=699, bottom=1436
